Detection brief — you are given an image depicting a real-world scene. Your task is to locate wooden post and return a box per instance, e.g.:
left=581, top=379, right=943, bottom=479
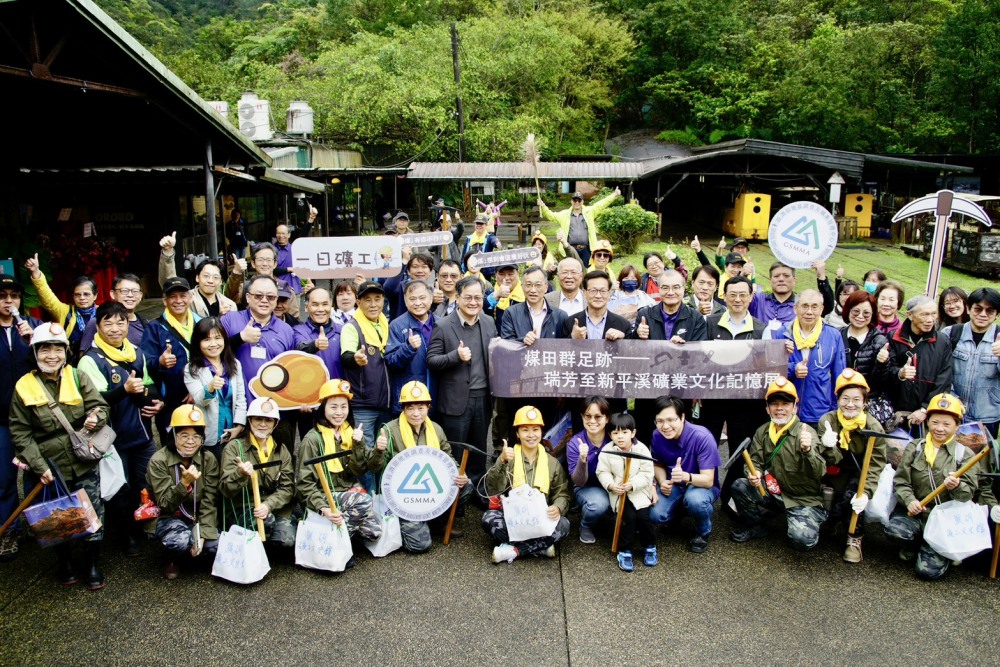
left=444, top=449, right=469, bottom=545
left=848, top=436, right=877, bottom=535
left=250, top=471, right=266, bottom=541
left=611, top=458, right=633, bottom=553
left=742, top=450, right=767, bottom=497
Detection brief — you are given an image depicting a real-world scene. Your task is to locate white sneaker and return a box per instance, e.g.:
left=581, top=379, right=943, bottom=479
left=492, top=543, right=518, bottom=564
left=543, top=545, right=556, bottom=558
left=579, top=525, right=596, bottom=544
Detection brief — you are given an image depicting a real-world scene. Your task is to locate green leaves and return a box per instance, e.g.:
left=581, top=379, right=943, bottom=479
left=596, top=202, right=657, bottom=256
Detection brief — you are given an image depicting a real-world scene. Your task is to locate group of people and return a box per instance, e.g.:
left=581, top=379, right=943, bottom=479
left=1, top=193, right=998, bottom=587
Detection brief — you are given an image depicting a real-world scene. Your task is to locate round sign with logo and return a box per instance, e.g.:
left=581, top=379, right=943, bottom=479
left=767, top=201, right=838, bottom=269
left=381, top=446, right=459, bottom=522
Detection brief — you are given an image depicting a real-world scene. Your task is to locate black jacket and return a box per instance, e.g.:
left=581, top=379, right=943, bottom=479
left=630, top=303, right=708, bottom=341
left=561, top=310, right=631, bottom=339
left=500, top=302, right=568, bottom=342
left=705, top=312, right=765, bottom=340
left=886, top=320, right=953, bottom=412
left=841, top=327, right=891, bottom=392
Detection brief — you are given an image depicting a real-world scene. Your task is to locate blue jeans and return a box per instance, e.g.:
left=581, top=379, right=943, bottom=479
left=649, top=485, right=719, bottom=537
left=0, top=426, right=19, bottom=535
left=574, top=484, right=611, bottom=529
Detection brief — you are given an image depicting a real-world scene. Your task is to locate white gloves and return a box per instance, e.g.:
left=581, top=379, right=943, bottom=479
left=991, top=505, right=1000, bottom=523
left=821, top=422, right=838, bottom=449
left=850, top=494, right=869, bottom=514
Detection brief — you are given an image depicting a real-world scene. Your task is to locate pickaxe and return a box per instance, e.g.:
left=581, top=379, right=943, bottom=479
left=303, top=450, right=353, bottom=531
left=250, top=460, right=281, bottom=540
left=601, top=449, right=655, bottom=553
left=444, top=442, right=489, bottom=545
left=0, top=458, right=61, bottom=539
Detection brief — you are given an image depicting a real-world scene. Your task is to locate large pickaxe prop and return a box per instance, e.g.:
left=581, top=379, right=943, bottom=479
left=443, top=441, right=489, bottom=545
left=602, top=449, right=655, bottom=554
left=303, top=450, right=353, bottom=531
left=919, top=445, right=990, bottom=508
left=0, top=458, right=61, bottom=539
left=846, top=429, right=898, bottom=535
left=724, top=438, right=753, bottom=470
left=723, top=438, right=766, bottom=498
left=250, top=460, right=281, bottom=540
left=891, top=190, right=992, bottom=298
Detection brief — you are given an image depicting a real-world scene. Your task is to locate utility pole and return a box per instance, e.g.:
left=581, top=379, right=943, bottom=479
left=451, top=22, right=464, bottom=163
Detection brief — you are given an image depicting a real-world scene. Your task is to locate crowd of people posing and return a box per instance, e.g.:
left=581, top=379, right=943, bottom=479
left=1, top=209, right=998, bottom=589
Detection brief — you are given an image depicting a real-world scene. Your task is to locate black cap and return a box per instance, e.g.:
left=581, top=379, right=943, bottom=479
left=162, top=276, right=191, bottom=294
left=496, top=264, right=517, bottom=273
left=474, top=213, right=488, bottom=224
left=0, top=274, right=23, bottom=293
left=732, top=237, right=749, bottom=248
left=571, top=191, right=584, bottom=200
left=277, top=285, right=294, bottom=299
left=724, top=252, right=746, bottom=265
left=392, top=211, right=409, bottom=222
left=357, top=281, right=385, bottom=298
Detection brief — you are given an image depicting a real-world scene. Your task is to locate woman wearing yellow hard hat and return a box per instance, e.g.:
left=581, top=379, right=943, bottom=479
left=530, top=231, right=558, bottom=279
left=296, top=380, right=383, bottom=549
left=885, top=393, right=981, bottom=580
left=815, top=369, right=888, bottom=563
left=483, top=405, right=571, bottom=564
left=145, top=404, right=220, bottom=580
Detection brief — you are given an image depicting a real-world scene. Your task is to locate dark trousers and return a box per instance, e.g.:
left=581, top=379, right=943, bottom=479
left=618, top=500, right=655, bottom=554
left=438, top=394, right=493, bottom=479
left=575, top=246, right=591, bottom=269
left=107, top=440, right=157, bottom=532
left=697, top=399, right=767, bottom=511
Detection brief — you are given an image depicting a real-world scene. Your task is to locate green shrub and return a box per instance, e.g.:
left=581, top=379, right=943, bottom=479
left=597, top=202, right=657, bottom=255
left=655, top=129, right=704, bottom=147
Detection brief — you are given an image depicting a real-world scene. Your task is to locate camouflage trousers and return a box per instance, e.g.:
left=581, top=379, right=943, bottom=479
left=24, top=466, right=104, bottom=543
left=332, top=490, right=381, bottom=541
left=884, top=513, right=951, bottom=580
left=731, top=478, right=828, bottom=551
left=481, top=509, right=571, bottom=558
left=225, top=507, right=296, bottom=548
left=154, top=517, right=219, bottom=557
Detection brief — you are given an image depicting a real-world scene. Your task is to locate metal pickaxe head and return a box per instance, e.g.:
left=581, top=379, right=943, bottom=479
left=724, top=438, right=753, bottom=469
left=859, top=429, right=911, bottom=441
left=601, top=449, right=655, bottom=462
left=303, top=450, right=352, bottom=466
left=892, top=190, right=992, bottom=228
left=448, top=441, right=489, bottom=457
left=252, top=460, right=282, bottom=471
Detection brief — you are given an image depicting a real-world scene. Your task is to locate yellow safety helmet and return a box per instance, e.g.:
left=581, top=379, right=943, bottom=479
left=169, top=404, right=206, bottom=429
left=513, top=405, right=545, bottom=428
left=594, top=239, right=614, bottom=257
left=531, top=232, right=548, bottom=245
left=399, top=381, right=431, bottom=404
left=926, top=393, right=965, bottom=420
left=764, top=377, right=798, bottom=402
left=318, top=379, right=354, bottom=402
left=834, top=368, right=870, bottom=396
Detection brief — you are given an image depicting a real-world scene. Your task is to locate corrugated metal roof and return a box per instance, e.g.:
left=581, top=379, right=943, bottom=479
left=408, top=162, right=643, bottom=181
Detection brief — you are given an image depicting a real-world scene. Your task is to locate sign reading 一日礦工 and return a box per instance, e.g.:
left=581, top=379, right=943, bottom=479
left=291, top=236, right=403, bottom=279
left=767, top=201, right=838, bottom=269
left=489, top=339, right=789, bottom=400
left=468, top=247, right=541, bottom=270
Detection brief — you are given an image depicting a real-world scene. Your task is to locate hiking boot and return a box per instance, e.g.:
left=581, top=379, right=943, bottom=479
left=447, top=527, right=463, bottom=539
left=643, top=546, right=658, bottom=567
left=730, top=524, right=769, bottom=543
left=689, top=535, right=709, bottom=553
left=617, top=551, right=634, bottom=572
left=0, top=532, right=19, bottom=563
left=163, top=561, right=180, bottom=580
left=542, top=545, right=556, bottom=558
left=579, top=525, right=596, bottom=544
left=843, top=536, right=863, bottom=563
left=84, top=543, right=105, bottom=591
left=492, top=543, right=519, bottom=564
left=54, top=544, right=78, bottom=585
left=898, top=548, right=916, bottom=563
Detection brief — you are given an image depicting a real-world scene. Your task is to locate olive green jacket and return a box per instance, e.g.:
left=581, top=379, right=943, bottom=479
left=893, top=438, right=979, bottom=513
left=747, top=419, right=825, bottom=508
left=145, top=447, right=220, bottom=540
left=297, top=428, right=382, bottom=512
left=815, top=412, right=888, bottom=498
left=220, top=437, right=295, bottom=517
left=485, top=450, right=572, bottom=517
left=383, top=418, right=452, bottom=460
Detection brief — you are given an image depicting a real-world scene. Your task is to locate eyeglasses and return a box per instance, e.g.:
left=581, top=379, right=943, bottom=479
left=583, top=413, right=606, bottom=422
left=849, top=308, right=872, bottom=318
left=460, top=295, right=484, bottom=303
left=655, top=417, right=681, bottom=426
left=587, top=288, right=610, bottom=297
left=254, top=257, right=276, bottom=264
left=593, top=252, right=611, bottom=259
left=115, top=288, right=142, bottom=296
left=175, top=433, right=203, bottom=444
left=726, top=292, right=750, bottom=300
left=248, top=292, right=278, bottom=302
left=522, top=282, right=547, bottom=290
left=839, top=397, right=865, bottom=406
left=971, top=304, right=997, bottom=317
left=661, top=285, right=684, bottom=293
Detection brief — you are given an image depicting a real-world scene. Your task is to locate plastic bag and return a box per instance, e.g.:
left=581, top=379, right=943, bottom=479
left=923, top=500, right=992, bottom=562
left=500, top=484, right=558, bottom=542
left=212, top=524, right=270, bottom=584
left=99, top=447, right=126, bottom=500
left=24, top=482, right=102, bottom=548
left=864, top=464, right=896, bottom=526
left=364, top=494, right=402, bottom=558
left=295, top=510, right=353, bottom=572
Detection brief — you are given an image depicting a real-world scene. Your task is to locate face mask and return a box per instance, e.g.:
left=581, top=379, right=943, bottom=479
left=864, top=281, right=878, bottom=294
left=621, top=279, right=639, bottom=293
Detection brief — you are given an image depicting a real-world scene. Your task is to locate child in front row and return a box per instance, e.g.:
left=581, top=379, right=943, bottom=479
left=596, top=413, right=657, bottom=572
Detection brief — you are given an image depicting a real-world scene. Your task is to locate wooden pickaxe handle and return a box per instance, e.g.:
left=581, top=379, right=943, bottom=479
left=443, top=449, right=469, bottom=546
left=848, top=436, right=877, bottom=535
left=313, top=462, right=343, bottom=531
left=250, top=471, right=266, bottom=541
left=0, top=480, right=44, bottom=539
left=919, top=446, right=989, bottom=507
left=611, top=458, right=633, bottom=554
left=743, top=451, right=767, bottom=497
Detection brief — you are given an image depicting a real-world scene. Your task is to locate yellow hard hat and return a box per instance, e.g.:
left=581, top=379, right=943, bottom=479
left=765, top=377, right=798, bottom=402
left=594, top=239, right=614, bottom=257
left=169, top=404, right=206, bottom=429
left=399, top=381, right=431, bottom=404
left=531, top=232, right=548, bottom=245
left=834, top=368, right=870, bottom=395
left=513, top=405, right=545, bottom=427
left=318, top=379, right=354, bottom=402
left=926, top=393, right=965, bottom=420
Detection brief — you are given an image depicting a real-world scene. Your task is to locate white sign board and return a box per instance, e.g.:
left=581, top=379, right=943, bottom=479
left=399, top=231, right=454, bottom=247
left=767, top=201, right=838, bottom=269
left=291, top=236, right=402, bottom=279
left=467, top=247, right=541, bottom=271
left=380, top=446, right=459, bottom=522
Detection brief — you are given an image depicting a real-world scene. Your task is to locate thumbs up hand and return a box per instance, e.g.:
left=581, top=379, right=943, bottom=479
left=718, top=236, right=727, bottom=252
left=571, top=320, right=588, bottom=340
left=432, top=280, right=444, bottom=304
left=353, top=423, right=365, bottom=443
left=354, top=347, right=368, bottom=367
left=241, top=319, right=261, bottom=344
left=24, top=253, right=41, bottom=279
left=124, top=370, right=145, bottom=394
left=457, top=340, right=471, bottom=362
left=180, top=464, right=201, bottom=487
left=159, top=231, right=177, bottom=254
left=836, top=264, right=845, bottom=280
left=497, top=283, right=511, bottom=299
left=160, top=342, right=177, bottom=369
left=795, top=359, right=809, bottom=379
left=690, top=235, right=701, bottom=253
left=577, top=443, right=589, bottom=461
left=208, top=366, right=226, bottom=392
left=664, top=245, right=677, bottom=261
left=670, top=457, right=686, bottom=484
left=800, top=428, right=813, bottom=453
left=875, top=343, right=889, bottom=364
left=500, top=439, right=514, bottom=464
left=523, top=328, right=540, bottom=347
left=315, top=325, right=329, bottom=351
left=408, top=328, right=422, bottom=350
left=636, top=316, right=649, bottom=340
left=821, top=421, right=838, bottom=449
left=742, top=259, right=755, bottom=278
left=376, top=427, right=388, bottom=452
left=231, top=254, right=247, bottom=276
left=699, top=299, right=713, bottom=315
left=899, top=355, right=916, bottom=381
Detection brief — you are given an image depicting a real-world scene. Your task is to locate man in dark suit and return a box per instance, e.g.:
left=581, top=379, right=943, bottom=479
left=427, top=276, right=497, bottom=484
left=561, top=270, right=630, bottom=341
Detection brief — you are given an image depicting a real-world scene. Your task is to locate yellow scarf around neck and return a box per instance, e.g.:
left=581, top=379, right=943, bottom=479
left=512, top=444, right=550, bottom=494
left=399, top=417, right=440, bottom=449
left=250, top=433, right=275, bottom=464
left=768, top=417, right=797, bottom=446
left=924, top=434, right=955, bottom=467
left=352, top=310, right=389, bottom=353
left=164, top=309, right=194, bottom=343
left=836, top=412, right=868, bottom=450
left=318, top=423, right=353, bottom=473
left=792, top=319, right=822, bottom=350
left=468, top=229, right=488, bottom=246
left=94, top=335, right=136, bottom=364
left=495, top=280, right=525, bottom=311
left=16, top=367, right=83, bottom=407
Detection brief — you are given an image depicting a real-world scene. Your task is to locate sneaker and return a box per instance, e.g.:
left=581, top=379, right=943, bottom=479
left=163, top=561, right=180, bottom=580
left=492, top=543, right=519, bottom=564
left=843, top=536, right=863, bottom=563
left=0, top=532, right=19, bottom=563
left=617, top=551, right=634, bottom=572
left=579, top=525, right=596, bottom=544
left=898, top=548, right=916, bottom=563
left=643, top=546, right=658, bottom=567
left=689, top=536, right=709, bottom=553
left=730, top=524, right=769, bottom=543
left=542, top=545, right=556, bottom=558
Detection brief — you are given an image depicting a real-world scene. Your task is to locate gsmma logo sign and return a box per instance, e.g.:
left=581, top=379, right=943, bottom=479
left=768, top=201, right=838, bottom=269
left=381, top=446, right=458, bottom=521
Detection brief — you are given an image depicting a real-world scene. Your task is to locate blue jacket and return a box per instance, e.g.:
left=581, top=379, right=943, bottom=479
left=781, top=322, right=846, bottom=423
left=141, top=313, right=200, bottom=431
left=293, top=318, right=343, bottom=382
left=385, top=312, right=436, bottom=413
left=0, top=315, right=42, bottom=425
left=78, top=347, right=158, bottom=449
left=499, top=301, right=568, bottom=342
left=947, top=323, right=1000, bottom=424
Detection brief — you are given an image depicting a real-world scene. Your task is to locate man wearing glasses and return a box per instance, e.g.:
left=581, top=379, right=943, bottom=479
left=537, top=188, right=620, bottom=269
left=562, top=270, right=629, bottom=341
left=432, top=259, right=463, bottom=318
left=226, top=243, right=298, bottom=319
left=80, top=273, right=148, bottom=350
left=544, top=257, right=586, bottom=316
left=945, top=287, right=1000, bottom=438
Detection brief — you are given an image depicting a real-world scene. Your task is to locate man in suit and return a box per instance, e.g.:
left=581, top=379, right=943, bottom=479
left=545, top=257, right=586, bottom=316
left=561, top=270, right=629, bottom=341
left=427, top=276, right=498, bottom=484
left=684, top=265, right=726, bottom=318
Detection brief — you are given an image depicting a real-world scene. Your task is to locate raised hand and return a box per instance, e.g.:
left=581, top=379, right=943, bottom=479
left=717, top=236, right=727, bottom=252
left=670, top=457, right=685, bottom=484
left=899, top=355, right=916, bottom=381
left=408, top=328, right=422, bottom=350
left=836, top=264, right=845, bottom=280
left=821, top=422, right=837, bottom=449
left=523, top=328, right=540, bottom=347
left=690, top=235, right=701, bottom=253
left=795, top=359, right=808, bottom=379
left=876, top=343, right=889, bottom=364
left=24, top=253, right=41, bottom=279
left=571, top=320, right=588, bottom=341
left=578, top=443, right=589, bottom=461
left=208, top=366, right=225, bottom=392
left=500, top=439, right=514, bottom=464
left=231, top=254, right=247, bottom=276
left=353, top=423, right=365, bottom=443
left=160, top=342, right=177, bottom=369
left=354, top=347, right=368, bottom=367
left=376, top=428, right=388, bottom=452
left=664, top=245, right=677, bottom=261
left=235, top=457, right=253, bottom=478
left=124, top=370, right=145, bottom=394
left=180, top=464, right=201, bottom=487
left=800, top=428, right=813, bottom=452
left=159, top=231, right=177, bottom=254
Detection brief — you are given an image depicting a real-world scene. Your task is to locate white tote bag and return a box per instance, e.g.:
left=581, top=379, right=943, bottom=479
left=98, top=447, right=126, bottom=500
left=295, top=510, right=353, bottom=572
left=211, top=524, right=271, bottom=584
left=500, top=484, right=558, bottom=542
left=923, top=500, right=992, bottom=562
left=864, top=464, right=896, bottom=526
left=364, top=494, right=403, bottom=558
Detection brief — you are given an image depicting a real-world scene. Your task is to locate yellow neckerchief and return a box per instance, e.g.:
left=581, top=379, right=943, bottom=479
left=924, top=433, right=955, bottom=467
left=318, top=423, right=353, bottom=473
left=792, top=319, right=822, bottom=350
left=495, top=280, right=525, bottom=311
left=768, top=416, right=797, bottom=446
left=836, top=411, right=868, bottom=450
left=468, top=228, right=488, bottom=246
left=94, top=335, right=137, bottom=364
left=163, top=309, right=194, bottom=343
left=15, top=367, right=83, bottom=407
left=400, top=417, right=441, bottom=449
left=249, top=432, right=275, bottom=465
left=718, top=309, right=753, bottom=337
left=512, top=444, right=550, bottom=494
left=352, top=310, right=389, bottom=352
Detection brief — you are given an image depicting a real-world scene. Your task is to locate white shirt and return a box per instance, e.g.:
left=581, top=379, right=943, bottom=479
left=558, top=291, right=585, bottom=316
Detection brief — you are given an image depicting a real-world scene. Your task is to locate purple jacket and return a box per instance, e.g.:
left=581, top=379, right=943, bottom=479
left=293, top=318, right=343, bottom=382
left=566, top=430, right=611, bottom=488
left=274, top=242, right=304, bottom=294
left=221, top=310, right=295, bottom=400
left=650, top=422, right=722, bottom=493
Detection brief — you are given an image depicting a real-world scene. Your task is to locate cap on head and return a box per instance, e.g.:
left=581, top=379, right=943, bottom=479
left=247, top=397, right=281, bottom=420
left=277, top=285, right=294, bottom=300
left=532, top=232, right=548, bottom=245
left=724, top=252, right=746, bottom=266
left=162, top=276, right=191, bottom=295
left=170, top=404, right=206, bottom=429
left=513, top=405, right=545, bottom=427
left=765, top=376, right=798, bottom=402
left=0, top=274, right=24, bottom=293
left=926, top=393, right=964, bottom=420
left=319, top=379, right=354, bottom=402
left=474, top=213, right=488, bottom=225
left=357, top=281, right=385, bottom=299
left=571, top=192, right=584, bottom=201
left=835, top=368, right=870, bottom=396
left=392, top=211, right=409, bottom=223
left=399, top=380, right=431, bottom=404
left=732, top=237, right=749, bottom=249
